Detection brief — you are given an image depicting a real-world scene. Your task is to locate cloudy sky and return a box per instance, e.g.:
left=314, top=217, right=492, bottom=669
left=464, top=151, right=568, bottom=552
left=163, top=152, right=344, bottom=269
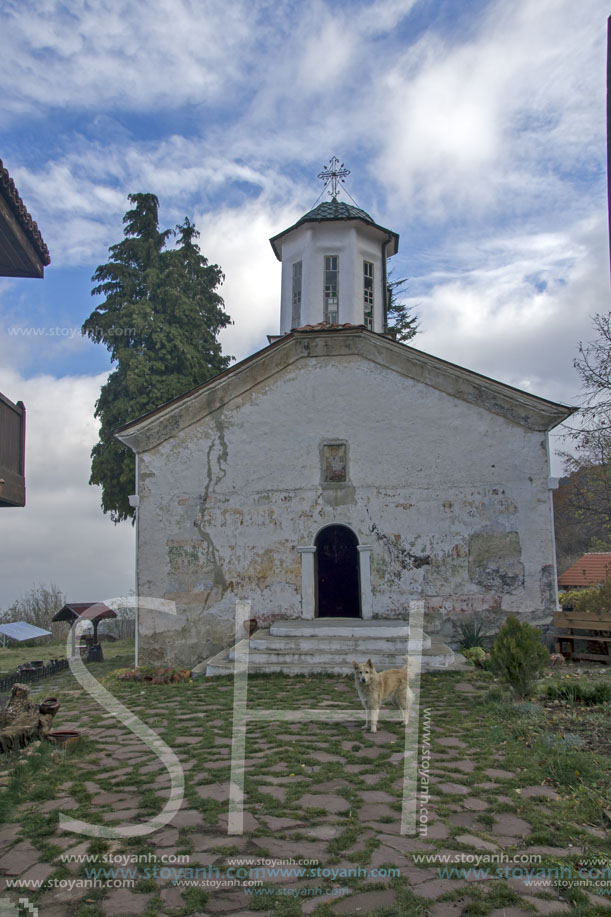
left=0, top=0, right=609, bottom=610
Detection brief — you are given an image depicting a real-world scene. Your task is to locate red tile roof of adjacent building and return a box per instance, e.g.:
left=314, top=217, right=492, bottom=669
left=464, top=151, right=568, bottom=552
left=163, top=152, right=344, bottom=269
left=558, top=553, right=611, bottom=588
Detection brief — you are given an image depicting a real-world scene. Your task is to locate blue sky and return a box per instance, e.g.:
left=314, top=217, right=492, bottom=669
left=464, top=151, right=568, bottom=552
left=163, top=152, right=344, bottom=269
left=0, top=0, right=609, bottom=608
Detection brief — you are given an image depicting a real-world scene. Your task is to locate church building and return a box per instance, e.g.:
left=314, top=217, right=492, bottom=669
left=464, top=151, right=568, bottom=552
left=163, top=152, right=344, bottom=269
left=116, top=166, right=572, bottom=671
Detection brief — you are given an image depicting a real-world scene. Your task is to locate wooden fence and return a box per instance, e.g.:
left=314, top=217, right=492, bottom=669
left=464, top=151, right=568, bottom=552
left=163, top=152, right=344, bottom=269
left=0, top=659, right=69, bottom=694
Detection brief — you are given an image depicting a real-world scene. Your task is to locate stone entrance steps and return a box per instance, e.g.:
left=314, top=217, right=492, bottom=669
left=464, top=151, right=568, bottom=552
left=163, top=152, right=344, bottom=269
left=197, top=617, right=457, bottom=677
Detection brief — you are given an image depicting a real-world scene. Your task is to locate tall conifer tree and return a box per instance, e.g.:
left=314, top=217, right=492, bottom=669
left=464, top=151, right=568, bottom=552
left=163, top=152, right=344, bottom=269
left=82, top=193, right=231, bottom=522
left=385, top=275, right=418, bottom=342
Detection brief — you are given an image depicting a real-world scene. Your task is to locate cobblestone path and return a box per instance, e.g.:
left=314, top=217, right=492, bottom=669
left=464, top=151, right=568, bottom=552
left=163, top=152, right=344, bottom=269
left=0, top=664, right=609, bottom=916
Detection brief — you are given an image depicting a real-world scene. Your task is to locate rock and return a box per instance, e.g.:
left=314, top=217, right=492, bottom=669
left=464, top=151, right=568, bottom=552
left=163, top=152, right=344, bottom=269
left=437, top=782, right=470, bottom=795
left=299, top=793, right=349, bottom=813
left=492, top=814, right=531, bottom=837
left=102, top=888, right=153, bottom=915
left=463, top=797, right=489, bottom=811
left=455, top=833, right=498, bottom=851
left=333, top=889, right=397, bottom=913
left=517, top=785, right=559, bottom=799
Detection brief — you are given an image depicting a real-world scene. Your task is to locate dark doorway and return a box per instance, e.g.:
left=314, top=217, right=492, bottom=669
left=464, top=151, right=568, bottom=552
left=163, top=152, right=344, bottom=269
left=315, top=525, right=361, bottom=618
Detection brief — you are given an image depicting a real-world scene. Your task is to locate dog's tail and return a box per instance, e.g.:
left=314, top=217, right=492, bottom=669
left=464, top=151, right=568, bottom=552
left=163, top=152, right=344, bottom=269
left=400, top=657, right=417, bottom=681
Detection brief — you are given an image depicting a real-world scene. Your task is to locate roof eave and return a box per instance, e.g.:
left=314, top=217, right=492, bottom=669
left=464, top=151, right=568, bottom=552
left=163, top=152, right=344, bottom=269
left=269, top=217, right=399, bottom=261
left=116, top=327, right=575, bottom=454
left=0, top=159, right=50, bottom=276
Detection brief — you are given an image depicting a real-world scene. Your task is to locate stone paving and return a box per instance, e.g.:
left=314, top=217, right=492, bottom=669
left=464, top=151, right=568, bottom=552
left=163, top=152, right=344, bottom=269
left=0, top=664, right=609, bottom=916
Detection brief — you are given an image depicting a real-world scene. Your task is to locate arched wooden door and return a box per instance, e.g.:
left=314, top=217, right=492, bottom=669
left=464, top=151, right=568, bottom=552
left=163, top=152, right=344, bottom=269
left=315, top=525, right=361, bottom=618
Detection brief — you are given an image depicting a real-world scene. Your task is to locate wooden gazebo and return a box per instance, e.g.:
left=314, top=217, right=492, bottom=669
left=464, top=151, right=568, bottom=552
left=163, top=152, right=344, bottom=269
left=53, top=603, right=117, bottom=658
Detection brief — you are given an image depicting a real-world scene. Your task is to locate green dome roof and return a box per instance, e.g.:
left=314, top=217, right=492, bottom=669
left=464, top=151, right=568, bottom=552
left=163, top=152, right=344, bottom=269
left=269, top=197, right=399, bottom=260
left=296, top=198, right=374, bottom=226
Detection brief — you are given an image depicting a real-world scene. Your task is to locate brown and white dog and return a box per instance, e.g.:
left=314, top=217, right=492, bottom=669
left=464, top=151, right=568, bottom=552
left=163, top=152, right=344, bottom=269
left=353, top=659, right=413, bottom=733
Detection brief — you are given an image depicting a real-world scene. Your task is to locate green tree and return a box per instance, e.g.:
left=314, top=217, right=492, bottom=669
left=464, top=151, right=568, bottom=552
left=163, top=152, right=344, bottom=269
left=560, top=312, right=611, bottom=553
left=553, top=468, right=611, bottom=573
left=83, top=194, right=232, bottom=522
left=2, top=583, right=65, bottom=630
left=559, top=573, right=611, bottom=615
left=490, top=616, right=549, bottom=698
left=385, top=275, right=418, bottom=342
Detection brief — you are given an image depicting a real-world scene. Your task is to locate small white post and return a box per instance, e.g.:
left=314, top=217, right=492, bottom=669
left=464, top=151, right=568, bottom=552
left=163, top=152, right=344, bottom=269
left=129, top=491, right=140, bottom=668
left=297, top=546, right=317, bottom=619
left=228, top=600, right=251, bottom=835
left=357, top=545, right=373, bottom=619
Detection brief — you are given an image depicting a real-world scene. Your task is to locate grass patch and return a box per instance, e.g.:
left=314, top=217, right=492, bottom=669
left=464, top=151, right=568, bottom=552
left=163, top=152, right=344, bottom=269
left=439, top=879, right=521, bottom=914
left=542, top=679, right=611, bottom=705
left=179, top=887, right=210, bottom=912
left=0, top=638, right=135, bottom=674
left=74, top=903, right=107, bottom=917
left=134, top=877, right=158, bottom=893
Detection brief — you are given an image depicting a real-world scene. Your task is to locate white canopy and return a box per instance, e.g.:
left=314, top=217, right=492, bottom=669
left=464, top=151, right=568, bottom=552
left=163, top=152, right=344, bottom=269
left=0, top=621, right=52, bottom=642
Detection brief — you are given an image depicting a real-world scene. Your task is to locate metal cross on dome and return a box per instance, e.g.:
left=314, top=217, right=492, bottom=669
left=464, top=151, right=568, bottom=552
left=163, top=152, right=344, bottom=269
left=317, top=157, right=350, bottom=199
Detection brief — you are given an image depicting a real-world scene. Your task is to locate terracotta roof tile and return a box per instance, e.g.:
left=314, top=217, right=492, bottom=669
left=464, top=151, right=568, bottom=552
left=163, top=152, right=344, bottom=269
left=558, top=553, right=611, bottom=588
left=294, top=321, right=360, bottom=331
left=0, top=158, right=50, bottom=266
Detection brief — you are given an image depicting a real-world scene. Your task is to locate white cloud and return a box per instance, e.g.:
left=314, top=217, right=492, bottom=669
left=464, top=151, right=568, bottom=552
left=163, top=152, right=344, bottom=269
left=0, top=0, right=257, bottom=118
left=8, top=135, right=307, bottom=269
left=411, top=212, right=609, bottom=410
left=0, top=0, right=421, bottom=130
left=6, top=0, right=604, bottom=280
left=298, top=15, right=359, bottom=92
left=197, top=201, right=292, bottom=361
left=0, top=369, right=134, bottom=609
left=375, top=0, right=606, bottom=221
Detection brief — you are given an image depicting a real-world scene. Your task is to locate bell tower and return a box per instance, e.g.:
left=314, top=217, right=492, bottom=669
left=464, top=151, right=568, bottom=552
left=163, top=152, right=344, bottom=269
left=269, top=159, right=399, bottom=334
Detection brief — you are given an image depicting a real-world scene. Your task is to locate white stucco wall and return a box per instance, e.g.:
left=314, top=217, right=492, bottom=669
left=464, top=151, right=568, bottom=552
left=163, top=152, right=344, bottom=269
left=133, top=349, right=558, bottom=667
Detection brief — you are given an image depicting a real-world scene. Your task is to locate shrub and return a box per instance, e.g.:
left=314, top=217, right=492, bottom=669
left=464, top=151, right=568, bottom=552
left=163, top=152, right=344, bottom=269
left=489, top=616, right=549, bottom=698
left=541, top=732, right=584, bottom=749
left=513, top=701, right=543, bottom=717
left=543, top=679, right=611, bottom=705
left=462, top=646, right=489, bottom=668
left=559, top=574, right=611, bottom=615
left=459, top=619, right=486, bottom=648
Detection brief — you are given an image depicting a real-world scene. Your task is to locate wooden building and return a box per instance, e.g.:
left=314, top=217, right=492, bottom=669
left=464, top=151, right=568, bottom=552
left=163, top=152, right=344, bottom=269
left=0, top=158, right=50, bottom=507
